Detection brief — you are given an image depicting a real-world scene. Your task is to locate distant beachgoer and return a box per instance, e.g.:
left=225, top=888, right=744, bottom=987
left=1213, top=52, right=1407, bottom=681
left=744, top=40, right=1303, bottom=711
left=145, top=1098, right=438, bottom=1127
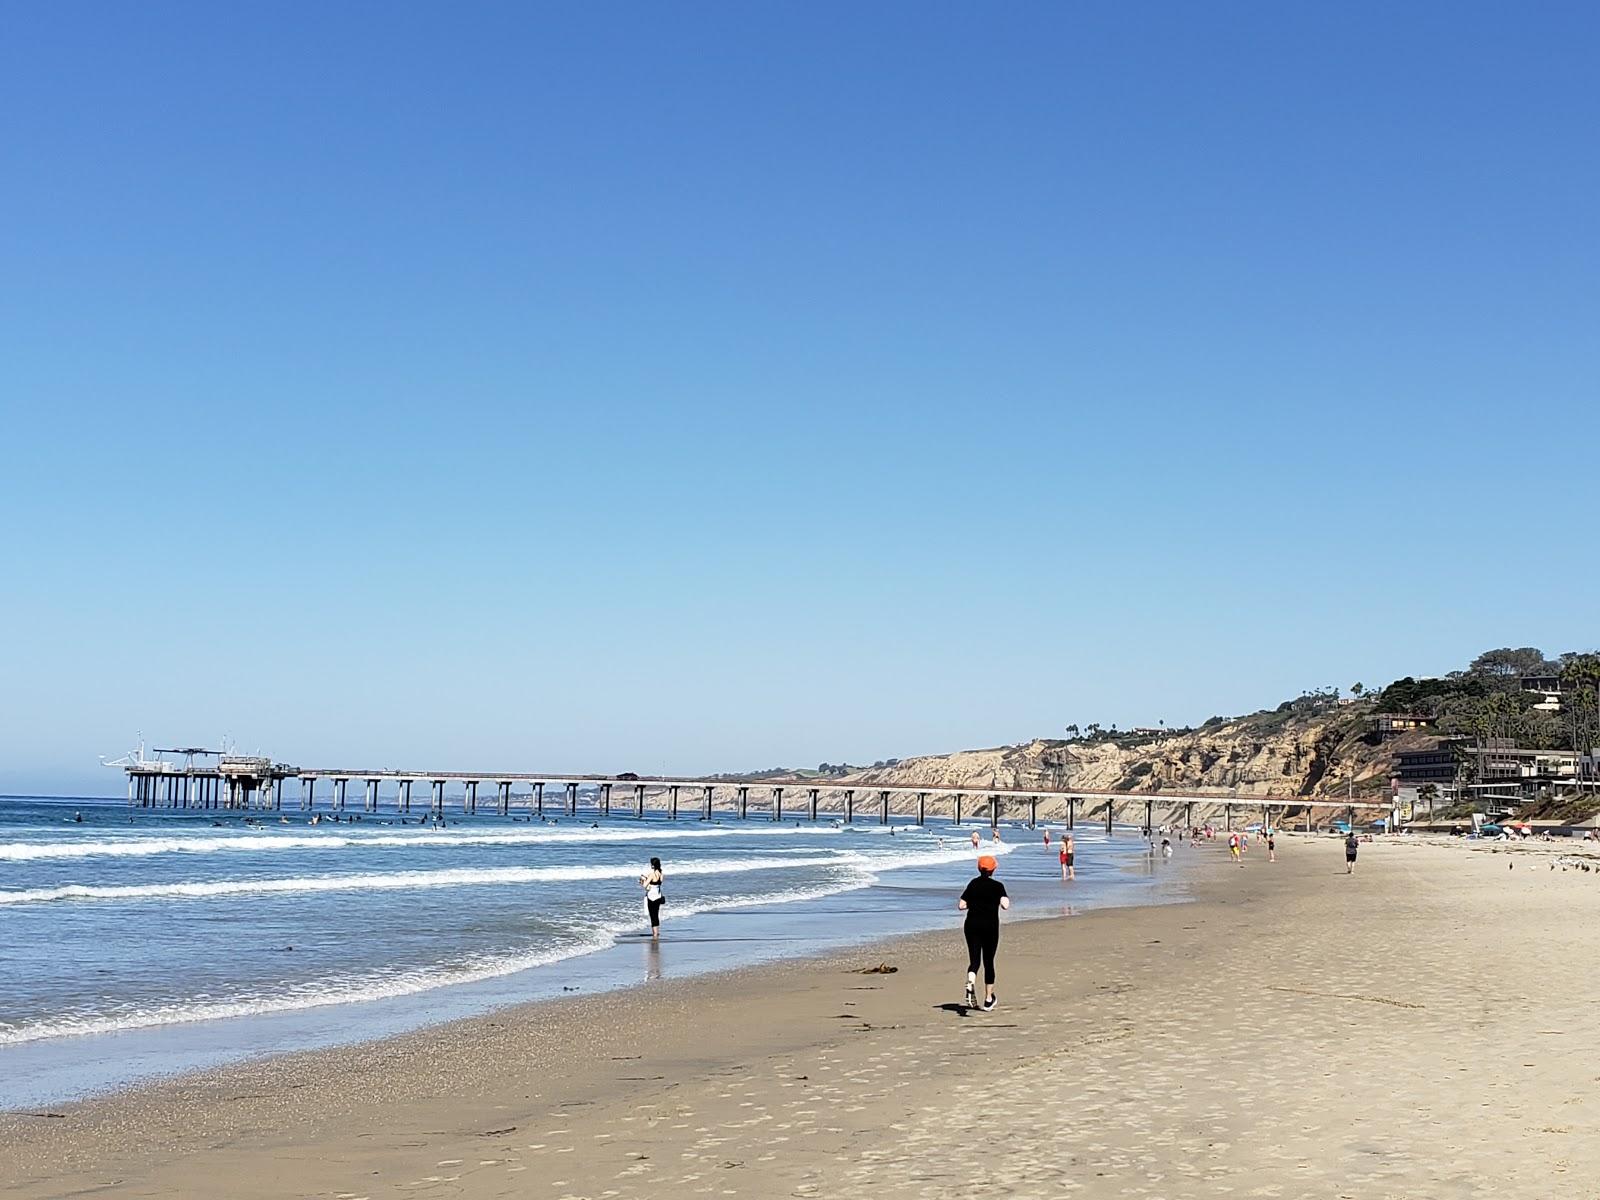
left=640, top=856, right=665, bottom=939
left=1043, top=830, right=1050, bottom=848
left=73, top=811, right=83, bottom=823
left=1061, top=833, right=1076, bottom=881
left=970, top=830, right=982, bottom=857
left=1345, top=833, right=1359, bottom=874
left=1267, top=833, right=1277, bottom=863
left=1228, top=833, right=1242, bottom=867
left=958, top=855, right=1009, bottom=1011
left=1161, top=837, right=1172, bottom=859
left=990, top=827, right=1003, bottom=845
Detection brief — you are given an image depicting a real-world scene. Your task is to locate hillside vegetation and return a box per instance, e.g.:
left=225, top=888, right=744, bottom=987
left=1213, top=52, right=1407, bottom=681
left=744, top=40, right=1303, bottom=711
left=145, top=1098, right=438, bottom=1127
left=752, top=646, right=1598, bottom=811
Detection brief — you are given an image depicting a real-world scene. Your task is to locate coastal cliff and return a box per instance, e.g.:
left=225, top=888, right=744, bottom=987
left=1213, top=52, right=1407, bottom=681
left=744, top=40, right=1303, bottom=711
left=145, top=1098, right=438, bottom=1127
left=837, top=703, right=1422, bottom=803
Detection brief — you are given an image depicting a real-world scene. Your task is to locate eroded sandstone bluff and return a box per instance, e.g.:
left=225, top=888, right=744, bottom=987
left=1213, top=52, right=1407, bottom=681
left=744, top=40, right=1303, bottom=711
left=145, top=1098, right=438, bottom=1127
left=837, top=704, right=1422, bottom=807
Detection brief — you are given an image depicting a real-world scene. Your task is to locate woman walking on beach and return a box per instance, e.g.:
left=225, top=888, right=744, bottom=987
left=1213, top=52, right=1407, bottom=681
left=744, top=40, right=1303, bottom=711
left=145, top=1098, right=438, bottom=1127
left=640, top=857, right=665, bottom=939
left=958, top=854, right=1009, bottom=1011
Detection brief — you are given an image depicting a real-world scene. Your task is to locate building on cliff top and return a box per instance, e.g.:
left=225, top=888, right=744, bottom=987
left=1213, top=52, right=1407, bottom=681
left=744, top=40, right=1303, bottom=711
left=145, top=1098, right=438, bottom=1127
left=1375, top=713, right=1435, bottom=738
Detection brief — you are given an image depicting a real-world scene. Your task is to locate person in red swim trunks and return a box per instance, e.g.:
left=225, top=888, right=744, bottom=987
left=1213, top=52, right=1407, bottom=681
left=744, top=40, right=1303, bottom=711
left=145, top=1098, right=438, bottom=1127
left=1060, top=832, right=1076, bottom=881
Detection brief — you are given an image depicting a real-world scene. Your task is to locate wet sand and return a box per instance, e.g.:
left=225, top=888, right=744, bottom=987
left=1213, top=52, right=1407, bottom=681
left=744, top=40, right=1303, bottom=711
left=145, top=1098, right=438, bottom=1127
left=7, top=834, right=1599, bottom=1198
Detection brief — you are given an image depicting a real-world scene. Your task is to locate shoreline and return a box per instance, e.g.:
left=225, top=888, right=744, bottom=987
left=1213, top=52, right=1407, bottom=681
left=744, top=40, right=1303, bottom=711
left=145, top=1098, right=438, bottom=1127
left=4, top=848, right=1200, bottom=1189
left=9, top=833, right=1600, bottom=1197
left=0, top=811, right=1176, bottom=1108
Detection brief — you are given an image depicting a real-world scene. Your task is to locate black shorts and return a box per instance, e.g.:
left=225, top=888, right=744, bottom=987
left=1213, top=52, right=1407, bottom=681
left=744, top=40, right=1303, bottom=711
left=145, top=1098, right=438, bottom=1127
left=647, top=896, right=664, bottom=926
left=1345, top=852, right=1357, bottom=862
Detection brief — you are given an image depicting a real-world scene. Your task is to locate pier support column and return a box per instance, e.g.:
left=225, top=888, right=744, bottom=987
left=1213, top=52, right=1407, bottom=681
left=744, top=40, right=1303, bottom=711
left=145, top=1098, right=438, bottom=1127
left=431, top=779, right=444, bottom=817
left=566, top=782, right=577, bottom=816
left=669, top=785, right=679, bottom=820
left=497, top=781, right=511, bottom=815
left=634, top=783, right=645, bottom=818
left=1105, top=799, right=1114, bottom=835
left=702, top=785, right=713, bottom=820
left=1029, top=796, right=1038, bottom=828
left=845, top=790, right=854, bottom=823
left=808, top=788, right=819, bottom=820
left=955, top=794, right=963, bottom=825
left=534, top=781, right=545, bottom=817
left=335, top=778, right=348, bottom=812
left=464, top=780, right=478, bottom=815
left=880, top=790, right=890, bottom=825
left=1067, top=796, right=1075, bottom=829
left=400, top=779, right=412, bottom=813
left=1145, top=798, right=1154, bottom=837
left=917, top=792, right=926, bottom=825
left=991, top=797, right=1000, bottom=832
left=303, top=777, right=315, bottom=812
left=738, top=786, right=748, bottom=819
left=1224, top=804, right=1232, bottom=831
left=366, top=779, right=379, bottom=813
left=600, top=783, right=611, bottom=816
left=1185, top=800, right=1194, bottom=831
left=773, top=787, right=783, bottom=821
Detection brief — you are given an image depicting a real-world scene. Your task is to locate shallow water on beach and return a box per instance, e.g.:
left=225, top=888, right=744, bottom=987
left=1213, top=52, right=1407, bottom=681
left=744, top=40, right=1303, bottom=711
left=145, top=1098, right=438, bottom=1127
left=0, top=794, right=1187, bottom=1107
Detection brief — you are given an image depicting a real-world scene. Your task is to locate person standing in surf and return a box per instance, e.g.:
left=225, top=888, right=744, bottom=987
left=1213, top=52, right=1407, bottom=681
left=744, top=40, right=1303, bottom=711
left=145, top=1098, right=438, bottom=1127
left=958, top=854, right=1010, bottom=1011
left=640, top=857, right=665, bottom=940
left=1060, top=831, right=1076, bottom=881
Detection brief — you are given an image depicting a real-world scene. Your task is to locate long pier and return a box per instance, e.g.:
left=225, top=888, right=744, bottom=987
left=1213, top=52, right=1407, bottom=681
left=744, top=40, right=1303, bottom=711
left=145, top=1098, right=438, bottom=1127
left=121, top=759, right=1397, bottom=833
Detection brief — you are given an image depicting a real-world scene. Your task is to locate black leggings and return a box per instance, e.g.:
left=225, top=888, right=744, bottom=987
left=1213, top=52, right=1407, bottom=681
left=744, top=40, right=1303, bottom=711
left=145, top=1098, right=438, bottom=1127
left=647, top=897, right=663, bottom=928
left=964, top=921, right=999, bottom=985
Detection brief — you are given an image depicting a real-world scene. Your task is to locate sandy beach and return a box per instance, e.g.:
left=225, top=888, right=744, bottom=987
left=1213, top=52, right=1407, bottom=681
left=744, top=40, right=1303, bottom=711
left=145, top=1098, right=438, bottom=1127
left=7, top=834, right=1600, bottom=1199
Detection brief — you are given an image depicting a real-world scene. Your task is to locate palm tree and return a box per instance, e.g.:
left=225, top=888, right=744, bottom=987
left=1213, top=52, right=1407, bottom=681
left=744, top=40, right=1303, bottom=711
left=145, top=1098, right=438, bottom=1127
left=1418, top=782, right=1439, bottom=817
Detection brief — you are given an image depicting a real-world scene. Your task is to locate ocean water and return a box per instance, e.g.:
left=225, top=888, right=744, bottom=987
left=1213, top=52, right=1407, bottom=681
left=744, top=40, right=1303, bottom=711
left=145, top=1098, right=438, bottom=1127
left=0, top=794, right=1185, bottom=1107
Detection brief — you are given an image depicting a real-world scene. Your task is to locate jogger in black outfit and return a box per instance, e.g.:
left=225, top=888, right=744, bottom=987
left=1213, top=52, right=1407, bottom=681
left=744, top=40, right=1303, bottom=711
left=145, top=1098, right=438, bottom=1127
left=959, top=854, right=1010, bottom=1011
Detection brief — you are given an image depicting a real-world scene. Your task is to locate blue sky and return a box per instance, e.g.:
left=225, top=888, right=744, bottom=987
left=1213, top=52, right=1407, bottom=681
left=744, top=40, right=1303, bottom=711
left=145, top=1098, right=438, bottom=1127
left=2, top=3, right=1595, bottom=794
